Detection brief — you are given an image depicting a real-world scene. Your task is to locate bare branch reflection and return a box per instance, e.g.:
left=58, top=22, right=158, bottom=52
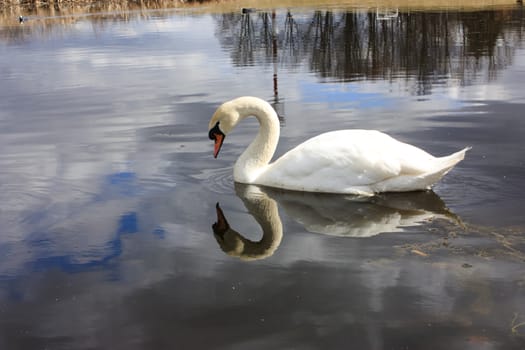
left=214, top=9, right=525, bottom=93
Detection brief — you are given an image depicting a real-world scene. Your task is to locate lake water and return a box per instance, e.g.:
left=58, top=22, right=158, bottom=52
left=1, top=3, right=525, bottom=349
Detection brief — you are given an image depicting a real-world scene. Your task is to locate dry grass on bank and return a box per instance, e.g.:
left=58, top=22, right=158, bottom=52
left=0, top=0, right=521, bottom=16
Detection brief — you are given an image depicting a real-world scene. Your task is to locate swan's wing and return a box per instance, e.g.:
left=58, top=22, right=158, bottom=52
left=258, top=130, right=434, bottom=191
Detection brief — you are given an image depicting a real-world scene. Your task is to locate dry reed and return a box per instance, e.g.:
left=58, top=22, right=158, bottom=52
left=1, top=0, right=521, bottom=14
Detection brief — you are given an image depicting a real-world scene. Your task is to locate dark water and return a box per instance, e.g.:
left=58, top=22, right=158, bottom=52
left=1, top=5, right=525, bottom=349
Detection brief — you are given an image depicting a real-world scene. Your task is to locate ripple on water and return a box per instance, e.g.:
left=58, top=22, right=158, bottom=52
left=191, top=167, right=235, bottom=194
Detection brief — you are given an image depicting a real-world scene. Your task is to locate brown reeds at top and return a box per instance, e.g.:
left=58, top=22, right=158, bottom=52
left=0, top=0, right=201, bottom=14
left=1, top=0, right=521, bottom=14
left=0, top=0, right=210, bottom=27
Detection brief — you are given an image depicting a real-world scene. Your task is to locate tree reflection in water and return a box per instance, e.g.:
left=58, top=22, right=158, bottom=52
left=214, top=8, right=524, bottom=94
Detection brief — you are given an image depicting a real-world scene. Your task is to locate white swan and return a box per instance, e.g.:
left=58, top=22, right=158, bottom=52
left=208, top=96, right=470, bottom=195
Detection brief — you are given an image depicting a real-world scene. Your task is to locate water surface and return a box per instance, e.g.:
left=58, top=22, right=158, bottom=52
left=0, top=4, right=525, bottom=349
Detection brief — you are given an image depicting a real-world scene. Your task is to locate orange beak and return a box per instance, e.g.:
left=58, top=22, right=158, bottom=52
left=213, top=133, right=224, bottom=158
left=209, top=122, right=225, bottom=158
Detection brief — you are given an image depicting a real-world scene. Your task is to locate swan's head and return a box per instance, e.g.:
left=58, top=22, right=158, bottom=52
left=208, top=100, right=242, bottom=158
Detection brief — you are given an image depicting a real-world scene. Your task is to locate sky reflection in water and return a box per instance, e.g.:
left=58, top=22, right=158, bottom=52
left=0, top=6, right=524, bottom=349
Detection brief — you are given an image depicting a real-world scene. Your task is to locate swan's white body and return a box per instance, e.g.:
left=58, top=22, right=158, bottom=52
left=208, top=96, right=470, bottom=195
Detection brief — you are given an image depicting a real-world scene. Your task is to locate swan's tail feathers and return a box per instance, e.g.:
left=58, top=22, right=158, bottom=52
left=416, top=147, right=471, bottom=189
left=372, top=147, right=471, bottom=193
left=431, top=147, right=471, bottom=175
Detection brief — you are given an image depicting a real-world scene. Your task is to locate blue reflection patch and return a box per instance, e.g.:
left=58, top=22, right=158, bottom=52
left=152, top=226, right=165, bottom=239
left=106, top=171, right=138, bottom=197
left=29, top=254, right=116, bottom=274
left=118, top=212, right=138, bottom=234
left=301, top=81, right=392, bottom=109
left=0, top=211, right=163, bottom=286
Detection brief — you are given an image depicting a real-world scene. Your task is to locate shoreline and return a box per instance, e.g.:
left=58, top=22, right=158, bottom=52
left=0, top=0, right=521, bottom=27
left=1, top=0, right=522, bottom=14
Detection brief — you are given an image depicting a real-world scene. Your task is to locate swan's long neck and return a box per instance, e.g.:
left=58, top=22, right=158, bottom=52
left=233, top=98, right=280, bottom=184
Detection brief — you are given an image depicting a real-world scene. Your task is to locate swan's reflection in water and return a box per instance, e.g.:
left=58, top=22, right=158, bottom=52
left=213, top=184, right=461, bottom=260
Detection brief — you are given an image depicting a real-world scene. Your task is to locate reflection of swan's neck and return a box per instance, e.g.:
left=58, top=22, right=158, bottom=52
left=213, top=186, right=283, bottom=261
left=233, top=101, right=280, bottom=184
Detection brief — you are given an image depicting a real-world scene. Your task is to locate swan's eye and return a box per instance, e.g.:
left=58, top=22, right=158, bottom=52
left=209, top=122, right=222, bottom=140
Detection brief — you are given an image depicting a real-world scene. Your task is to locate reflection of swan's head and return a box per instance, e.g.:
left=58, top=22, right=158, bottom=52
left=212, top=187, right=283, bottom=261
left=212, top=203, right=230, bottom=241
left=212, top=203, right=247, bottom=259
